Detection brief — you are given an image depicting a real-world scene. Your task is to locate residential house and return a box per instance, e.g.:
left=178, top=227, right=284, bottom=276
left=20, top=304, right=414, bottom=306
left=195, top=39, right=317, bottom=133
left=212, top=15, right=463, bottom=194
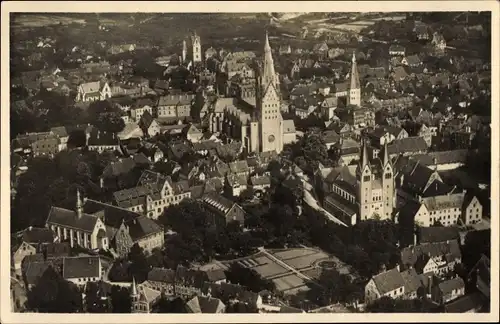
left=157, top=93, right=194, bottom=122
left=12, top=132, right=60, bottom=157
left=399, top=240, right=462, bottom=275
left=201, top=193, right=246, bottom=225
left=467, top=254, right=490, bottom=300
left=22, top=261, right=54, bottom=290
left=279, top=45, right=292, bottom=55
left=431, top=32, right=447, bottom=50
left=443, top=292, right=485, bottom=313
left=108, top=44, right=136, bottom=55
left=87, top=130, right=120, bottom=153
left=202, top=282, right=263, bottom=311
left=414, top=23, right=430, bottom=40
left=143, top=266, right=205, bottom=299
left=364, top=266, right=422, bottom=305
left=313, top=41, right=329, bottom=56
left=249, top=174, right=271, bottom=192
left=183, top=124, right=203, bottom=143
left=63, top=256, right=102, bottom=286
left=130, top=98, right=155, bottom=123
left=410, top=149, right=468, bottom=171
left=389, top=45, right=406, bottom=56
left=402, top=55, right=422, bottom=68
left=186, top=295, right=226, bottom=313
left=432, top=277, right=465, bottom=305
left=139, top=111, right=160, bottom=137
left=225, top=173, right=248, bottom=197
left=283, top=119, right=297, bottom=144
left=11, top=227, right=55, bottom=274
left=76, top=81, right=112, bottom=102
left=386, top=136, right=428, bottom=158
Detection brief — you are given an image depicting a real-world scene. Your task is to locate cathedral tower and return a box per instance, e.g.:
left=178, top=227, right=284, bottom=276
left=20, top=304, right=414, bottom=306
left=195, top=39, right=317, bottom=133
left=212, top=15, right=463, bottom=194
left=381, top=141, right=395, bottom=220
left=348, top=52, right=361, bottom=107
left=357, top=140, right=372, bottom=221
left=258, top=31, right=283, bottom=154
left=191, top=32, right=202, bottom=63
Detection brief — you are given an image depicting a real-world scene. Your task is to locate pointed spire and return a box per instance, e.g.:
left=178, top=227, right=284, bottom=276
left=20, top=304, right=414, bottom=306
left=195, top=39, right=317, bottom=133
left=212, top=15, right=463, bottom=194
left=261, top=30, right=276, bottom=91
left=383, top=141, right=390, bottom=166
left=131, top=276, right=137, bottom=296
left=361, top=139, right=369, bottom=167
left=76, top=189, right=83, bottom=219
left=350, top=51, right=360, bottom=90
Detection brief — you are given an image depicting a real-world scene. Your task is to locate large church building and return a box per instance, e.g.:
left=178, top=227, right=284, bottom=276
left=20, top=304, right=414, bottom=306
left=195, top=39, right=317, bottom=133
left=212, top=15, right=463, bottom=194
left=208, top=32, right=295, bottom=154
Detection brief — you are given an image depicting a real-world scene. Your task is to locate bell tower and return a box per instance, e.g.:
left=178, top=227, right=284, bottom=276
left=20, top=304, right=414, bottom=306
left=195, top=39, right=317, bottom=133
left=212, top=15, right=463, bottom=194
left=191, top=31, right=202, bottom=63
left=357, top=140, right=372, bottom=221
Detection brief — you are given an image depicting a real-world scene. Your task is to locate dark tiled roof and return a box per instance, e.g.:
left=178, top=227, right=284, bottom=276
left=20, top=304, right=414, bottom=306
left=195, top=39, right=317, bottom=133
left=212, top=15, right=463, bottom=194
left=83, top=199, right=140, bottom=228
left=45, top=242, right=71, bottom=259
left=400, top=268, right=422, bottom=294
left=387, top=137, right=428, bottom=156
left=127, top=216, right=163, bottom=241
left=400, top=240, right=461, bottom=268
left=418, top=227, right=460, bottom=244
left=46, top=207, right=98, bottom=233
left=63, top=256, right=101, bottom=279
left=87, top=130, right=120, bottom=147
left=147, top=267, right=176, bottom=283
left=444, top=292, right=485, bottom=313
left=437, top=277, right=465, bottom=295
left=22, top=227, right=54, bottom=244
left=204, top=268, right=227, bottom=282
left=202, top=282, right=259, bottom=305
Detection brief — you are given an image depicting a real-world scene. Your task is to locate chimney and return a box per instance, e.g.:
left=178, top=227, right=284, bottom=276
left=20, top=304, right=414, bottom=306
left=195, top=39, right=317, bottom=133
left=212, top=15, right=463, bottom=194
left=76, top=189, right=83, bottom=219
left=428, top=275, right=433, bottom=295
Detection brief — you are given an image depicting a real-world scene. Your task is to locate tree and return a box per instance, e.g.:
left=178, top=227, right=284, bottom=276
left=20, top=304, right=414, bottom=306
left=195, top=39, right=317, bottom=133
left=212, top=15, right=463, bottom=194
left=128, top=244, right=150, bottom=283
left=26, top=266, right=83, bottom=313
left=95, top=112, right=126, bottom=133
left=224, top=262, right=275, bottom=293
left=110, top=286, right=132, bottom=313
left=85, top=282, right=111, bottom=313
left=156, top=296, right=187, bottom=313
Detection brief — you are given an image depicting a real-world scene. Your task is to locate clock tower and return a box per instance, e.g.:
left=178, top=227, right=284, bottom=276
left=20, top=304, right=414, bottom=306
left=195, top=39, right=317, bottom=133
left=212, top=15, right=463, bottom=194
left=258, top=31, right=283, bottom=153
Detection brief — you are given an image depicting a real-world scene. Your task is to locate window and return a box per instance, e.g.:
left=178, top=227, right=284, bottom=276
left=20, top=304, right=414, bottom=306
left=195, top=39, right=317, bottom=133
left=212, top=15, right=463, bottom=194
left=363, top=175, right=370, bottom=182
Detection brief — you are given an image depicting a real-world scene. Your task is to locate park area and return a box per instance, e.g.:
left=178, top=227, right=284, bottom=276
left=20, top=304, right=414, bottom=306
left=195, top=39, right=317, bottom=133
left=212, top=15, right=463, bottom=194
left=219, top=247, right=356, bottom=296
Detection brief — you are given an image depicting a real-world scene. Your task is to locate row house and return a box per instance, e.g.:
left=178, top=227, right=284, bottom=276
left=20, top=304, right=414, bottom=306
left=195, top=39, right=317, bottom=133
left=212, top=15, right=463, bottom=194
left=12, top=132, right=60, bottom=157
left=130, top=98, right=155, bottom=122
left=157, top=93, right=195, bottom=121
left=87, top=130, right=120, bottom=153
left=399, top=240, right=462, bottom=275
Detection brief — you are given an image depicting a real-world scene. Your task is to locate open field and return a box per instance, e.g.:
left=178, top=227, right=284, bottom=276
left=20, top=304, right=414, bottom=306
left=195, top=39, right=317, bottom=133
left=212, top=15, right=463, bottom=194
left=11, top=14, right=87, bottom=27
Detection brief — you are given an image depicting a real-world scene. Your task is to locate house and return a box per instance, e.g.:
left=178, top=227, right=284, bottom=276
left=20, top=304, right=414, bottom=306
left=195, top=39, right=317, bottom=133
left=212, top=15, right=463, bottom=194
left=202, top=282, right=262, bottom=310
left=364, top=266, right=422, bottom=305
left=313, top=41, right=329, bottom=55
left=414, top=23, right=430, bottom=40
left=11, top=227, right=55, bottom=273
left=12, top=132, right=60, bottom=157
left=225, top=173, right=248, bottom=197
left=22, top=261, right=53, bottom=290
left=416, top=124, right=433, bottom=147
left=443, top=292, right=485, bottom=313
left=410, top=150, right=468, bottom=171
left=389, top=45, right=406, bottom=56
left=432, top=277, right=465, bottom=305
left=183, top=124, right=203, bottom=143
left=130, top=98, right=155, bottom=122
left=467, top=254, right=490, bottom=300
left=283, top=119, right=297, bottom=144
left=323, top=193, right=357, bottom=226
left=143, top=266, right=205, bottom=299
left=431, top=32, right=447, bottom=50
left=399, top=240, right=462, bottom=274
left=250, top=174, right=271, bottom=191
left=201, top=193, right=246, bottom=225
left=138, top=111, right=160, bottom=137
left=157, top=93, right=194, bottom=121
left=108, top=44, right=136, bottom=55
left=87, top=130, right=120, bottom=153
left=279, top=45, right=292, bottom=55
left=76, top=81, right=112, bottom=102
left=63, top=256, right=102, bottom=286
left=186, top=295, right=226, bottom=313
left=402, top=55, right=422, bottom=68
left=386, top=136, right=428, bottom=158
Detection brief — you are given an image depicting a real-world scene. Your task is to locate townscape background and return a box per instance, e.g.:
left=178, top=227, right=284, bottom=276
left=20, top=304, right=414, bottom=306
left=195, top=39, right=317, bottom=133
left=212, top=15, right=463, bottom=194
left=9, top=12, right=491, bottom=314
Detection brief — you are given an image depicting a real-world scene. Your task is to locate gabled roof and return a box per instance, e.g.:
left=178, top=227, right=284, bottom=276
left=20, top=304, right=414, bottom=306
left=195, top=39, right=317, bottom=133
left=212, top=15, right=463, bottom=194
left=63, top=256, right=101, bottom=279
left=372, top=268, right=405, bottom=295
left=418, top=227, right=460, bottom=244
left=437, top=277, right=465, bottom=294
left=24, top=261, right=52, bottom=286
left=400, top=240, right=461, bottom=267
left=46, top=207, right=98, bottom=233
left=21, top=227, right=55, bottom=244
left=387, top=137, right=428, bottom=156
left=186, top=295, right=225, bottom=313
left=400, top=268, right=422, bottom=294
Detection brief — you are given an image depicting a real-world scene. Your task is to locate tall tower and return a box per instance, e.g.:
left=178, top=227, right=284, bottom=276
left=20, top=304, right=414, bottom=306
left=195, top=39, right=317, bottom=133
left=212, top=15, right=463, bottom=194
left=381, top=142, right=395, bottom=220
left=191, top=32, right=202, bottom=63
left=348, top=52, right=361, bottom=107
left=356, top=140, right=372, bottom=221
left=258, top=31, right=283, bottom=154
left=130, top=276, right=139, bottom=312
left=182, top=39, right=187, bottom=64
left=76, top=189, right=83, bottom=219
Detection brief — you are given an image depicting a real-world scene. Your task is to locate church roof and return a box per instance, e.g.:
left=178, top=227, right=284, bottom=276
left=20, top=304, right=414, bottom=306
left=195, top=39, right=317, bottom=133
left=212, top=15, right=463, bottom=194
left=349, top=53, right=361, bottom=90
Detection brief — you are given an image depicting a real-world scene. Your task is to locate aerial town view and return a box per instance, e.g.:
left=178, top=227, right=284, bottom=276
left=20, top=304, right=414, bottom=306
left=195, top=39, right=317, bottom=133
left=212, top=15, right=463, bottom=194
left=8, top=11, right=491, bottom=314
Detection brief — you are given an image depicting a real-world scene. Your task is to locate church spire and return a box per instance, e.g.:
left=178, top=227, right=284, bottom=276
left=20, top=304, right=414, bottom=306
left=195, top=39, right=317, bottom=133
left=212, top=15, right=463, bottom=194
left=350, top=52, right=360, bottom=90
left=361, top=139, right=369, bottom=168
left=262, top=30, right=276, bottom=91
left=130, top=276, right=137, bottom=297
left=383, top=141, right=390, bottom=166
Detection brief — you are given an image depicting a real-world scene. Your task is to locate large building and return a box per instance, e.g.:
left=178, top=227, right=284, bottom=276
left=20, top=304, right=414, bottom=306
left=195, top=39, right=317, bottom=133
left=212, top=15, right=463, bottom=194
left=208, top=32, right=295, bottom=155
left=316, top=141, right=396, bottom=223
left=191, top=32, right=202, bottom=63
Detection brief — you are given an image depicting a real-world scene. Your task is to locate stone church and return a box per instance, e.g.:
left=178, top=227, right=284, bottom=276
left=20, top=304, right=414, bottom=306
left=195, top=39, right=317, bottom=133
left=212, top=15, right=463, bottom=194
left=208, top=32, right=295, bottom=154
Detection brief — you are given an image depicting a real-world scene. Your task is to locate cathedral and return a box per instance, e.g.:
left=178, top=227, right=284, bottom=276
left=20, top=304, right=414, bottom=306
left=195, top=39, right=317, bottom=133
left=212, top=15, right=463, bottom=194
left=356, top=141, right=395, bottom=221
left=208, top=32, right=294, bottom=154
